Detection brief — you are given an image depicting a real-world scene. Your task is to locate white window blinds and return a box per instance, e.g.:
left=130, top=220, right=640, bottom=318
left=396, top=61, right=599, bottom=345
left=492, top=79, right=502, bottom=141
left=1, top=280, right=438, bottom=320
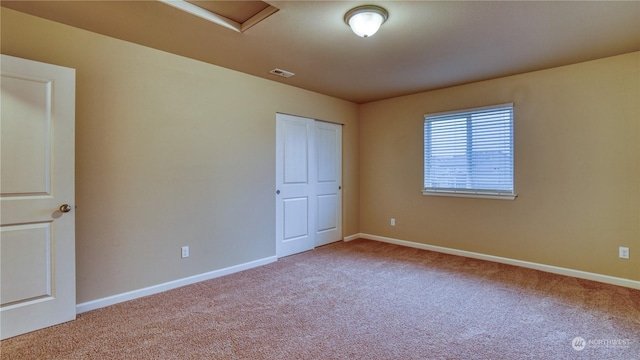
left=423, top=104, right=515, bottom=199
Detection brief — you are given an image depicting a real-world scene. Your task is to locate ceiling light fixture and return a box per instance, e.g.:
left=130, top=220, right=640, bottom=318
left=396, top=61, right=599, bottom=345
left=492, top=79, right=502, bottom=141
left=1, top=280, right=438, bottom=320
left=344, top=5, right=388, bottom=38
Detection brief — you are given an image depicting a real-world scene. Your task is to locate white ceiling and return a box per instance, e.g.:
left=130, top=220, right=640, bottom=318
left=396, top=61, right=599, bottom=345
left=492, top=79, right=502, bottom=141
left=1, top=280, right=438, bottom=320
left=3, top=1, right=639, bottom=103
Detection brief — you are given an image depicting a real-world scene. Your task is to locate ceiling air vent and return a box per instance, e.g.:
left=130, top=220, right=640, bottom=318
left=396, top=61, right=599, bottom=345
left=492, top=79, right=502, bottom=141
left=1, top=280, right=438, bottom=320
left=270, top=68, right=295, bottom=78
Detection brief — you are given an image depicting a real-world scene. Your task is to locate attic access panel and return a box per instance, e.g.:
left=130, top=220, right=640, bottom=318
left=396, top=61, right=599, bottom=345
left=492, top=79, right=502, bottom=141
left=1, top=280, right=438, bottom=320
left=162, top=0, right=278, bottom=33
left=187, top=1, right=270, bottom=23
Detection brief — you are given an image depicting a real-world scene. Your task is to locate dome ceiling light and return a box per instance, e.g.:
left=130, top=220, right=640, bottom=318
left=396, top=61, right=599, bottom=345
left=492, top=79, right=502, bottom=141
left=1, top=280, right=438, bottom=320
left=344, top=5, right=388, bottom=38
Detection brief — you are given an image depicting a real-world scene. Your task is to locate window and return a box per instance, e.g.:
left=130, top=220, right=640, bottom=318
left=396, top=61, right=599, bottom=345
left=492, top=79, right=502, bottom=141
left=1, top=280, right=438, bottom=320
left=423, top=103, right=515, bottom=200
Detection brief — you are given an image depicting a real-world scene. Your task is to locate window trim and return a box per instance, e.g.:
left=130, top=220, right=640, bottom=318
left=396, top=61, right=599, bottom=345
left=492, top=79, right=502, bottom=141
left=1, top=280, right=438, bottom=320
left=423, top=103, right=516, bottom=200
left=421, top=189, right=517, bottom=200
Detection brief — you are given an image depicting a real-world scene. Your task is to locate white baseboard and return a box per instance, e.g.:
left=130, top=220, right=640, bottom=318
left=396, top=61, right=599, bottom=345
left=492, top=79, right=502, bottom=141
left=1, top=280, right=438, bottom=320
left=343, top=233, right=361, bottom=242
left=354, top=233, right=640, bottom=290
left=76, top=234, right=638, bottom=314
left=76, top=255, right=278, bottom=314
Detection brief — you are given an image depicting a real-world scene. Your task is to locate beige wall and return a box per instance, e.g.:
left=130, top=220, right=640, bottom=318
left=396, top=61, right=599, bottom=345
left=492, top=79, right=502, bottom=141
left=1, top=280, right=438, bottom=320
left=360, top=52, right=640, bottom=281
left=1, top=8, right=359, bottom=303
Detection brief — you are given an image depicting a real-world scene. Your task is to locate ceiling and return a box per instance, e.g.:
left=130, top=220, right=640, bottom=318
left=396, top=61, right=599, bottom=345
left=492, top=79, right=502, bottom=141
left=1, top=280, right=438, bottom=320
left=2, top=1, right=639, bottom=104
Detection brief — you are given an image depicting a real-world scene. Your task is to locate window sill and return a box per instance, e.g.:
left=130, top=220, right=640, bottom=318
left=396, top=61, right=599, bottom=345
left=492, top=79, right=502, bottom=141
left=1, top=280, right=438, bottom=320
left=422, top=190, right=517, bottom=200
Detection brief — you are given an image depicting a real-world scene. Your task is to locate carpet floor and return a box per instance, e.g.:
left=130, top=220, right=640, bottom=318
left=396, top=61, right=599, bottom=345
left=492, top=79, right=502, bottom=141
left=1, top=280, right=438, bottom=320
left=2, top=239, right=639, bottom=359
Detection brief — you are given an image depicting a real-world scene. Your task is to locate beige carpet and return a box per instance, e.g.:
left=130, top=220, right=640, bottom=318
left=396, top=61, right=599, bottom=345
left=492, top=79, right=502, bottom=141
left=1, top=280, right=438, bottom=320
left=2, top=239, right=639, bottom=359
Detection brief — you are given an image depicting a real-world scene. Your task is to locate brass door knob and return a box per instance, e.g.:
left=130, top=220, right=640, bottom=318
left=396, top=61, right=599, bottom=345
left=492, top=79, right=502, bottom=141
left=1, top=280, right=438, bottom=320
left=59, top=204, right=72, bottom=213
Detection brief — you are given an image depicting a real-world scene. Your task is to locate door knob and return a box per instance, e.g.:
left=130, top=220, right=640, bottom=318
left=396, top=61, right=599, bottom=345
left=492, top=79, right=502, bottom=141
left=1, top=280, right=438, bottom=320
left=59, top=204, right=72, bottom=213
left=276, top=190, right=281, bottom=195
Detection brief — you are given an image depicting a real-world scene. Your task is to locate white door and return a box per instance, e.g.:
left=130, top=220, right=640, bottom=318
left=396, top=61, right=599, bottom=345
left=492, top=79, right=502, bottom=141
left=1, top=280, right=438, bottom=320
left=0, top=55, right=76, bottom=340
left=314, top=121, right=342, bottom=247
left=275, top=113, right=316, bottom=257
left=276, top=115, right=343, bottom=257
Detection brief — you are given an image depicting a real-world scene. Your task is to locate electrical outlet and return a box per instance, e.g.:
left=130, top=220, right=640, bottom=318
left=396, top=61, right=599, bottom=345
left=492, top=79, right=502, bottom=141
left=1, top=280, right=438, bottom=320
left=390, top=218, right=396, bottom=226
left=181, top=246, right=190, bottom=258
left=619, top=247, right=629, bottom=259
